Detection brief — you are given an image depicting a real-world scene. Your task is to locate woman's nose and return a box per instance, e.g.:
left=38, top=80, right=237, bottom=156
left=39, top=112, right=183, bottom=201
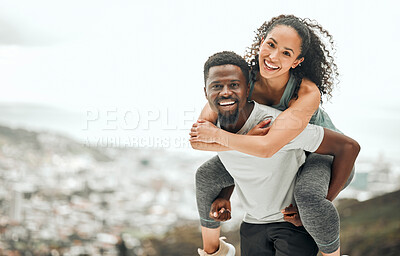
left=270, top=49, right=278, bottom=60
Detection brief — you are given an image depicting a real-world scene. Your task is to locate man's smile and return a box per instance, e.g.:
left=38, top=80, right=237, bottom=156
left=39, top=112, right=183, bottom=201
left=218, top=100, right=237, bottom=106
left=216, top=98, right=238, bottom=111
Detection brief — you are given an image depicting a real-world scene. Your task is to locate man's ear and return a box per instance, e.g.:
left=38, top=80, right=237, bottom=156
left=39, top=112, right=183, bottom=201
left=292, top=57, right=304, bottom=69
left=204, top=86, right=207, bottom=98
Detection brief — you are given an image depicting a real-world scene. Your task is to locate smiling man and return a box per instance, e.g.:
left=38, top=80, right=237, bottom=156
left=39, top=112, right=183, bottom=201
left=205, top=63, right=253, bottom=134
left=191, top=51, right=359, bottom=256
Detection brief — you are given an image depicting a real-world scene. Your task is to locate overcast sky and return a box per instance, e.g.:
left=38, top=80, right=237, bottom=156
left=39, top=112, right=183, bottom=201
left=0, top=0, right=399, bottom=159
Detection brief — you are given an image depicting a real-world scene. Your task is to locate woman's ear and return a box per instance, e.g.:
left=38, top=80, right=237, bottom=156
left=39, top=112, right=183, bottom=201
left=292, top=57, right=304, bottom=69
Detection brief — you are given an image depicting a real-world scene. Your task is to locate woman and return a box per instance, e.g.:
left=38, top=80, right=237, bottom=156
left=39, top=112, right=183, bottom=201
left=191, top=15, right=355, bottom=256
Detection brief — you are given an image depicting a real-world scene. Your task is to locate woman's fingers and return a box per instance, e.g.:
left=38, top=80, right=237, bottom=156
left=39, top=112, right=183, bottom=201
left=261, top=127, right=271, bottom=135
left=260, top=119, right=271, bottom=127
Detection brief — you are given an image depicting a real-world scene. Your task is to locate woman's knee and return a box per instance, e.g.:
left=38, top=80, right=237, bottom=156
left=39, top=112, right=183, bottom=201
left=195, top=156, right=233, bottom=191
left=196, top=156, right=221, bottom=183
left=195, top=163, right=211, bottom=186
left=294, top=185, right=322, bottom=207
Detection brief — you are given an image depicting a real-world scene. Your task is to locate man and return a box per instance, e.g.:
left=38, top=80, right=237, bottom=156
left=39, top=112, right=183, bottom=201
left=190, top=51, right=359, bottom=256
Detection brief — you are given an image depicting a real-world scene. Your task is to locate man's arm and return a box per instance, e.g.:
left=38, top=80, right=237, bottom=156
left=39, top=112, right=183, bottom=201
left=314, top=128, right=360, bottom=201
left=210, top=185, right=235, bottom=221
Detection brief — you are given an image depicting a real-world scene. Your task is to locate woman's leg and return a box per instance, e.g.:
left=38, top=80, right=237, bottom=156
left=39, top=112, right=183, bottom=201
left=294, top=153, right=355, bottom=255
left=196, top=155, right=235, bottom=253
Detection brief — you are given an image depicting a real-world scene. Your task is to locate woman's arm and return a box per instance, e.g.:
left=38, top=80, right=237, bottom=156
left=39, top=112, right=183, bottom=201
left=190, top=102, right=221, bottom=151
left=190, top=142, right=231, bottom=152
left=193, top=79, right=321, bottom=157
left=190, top=118, right=271, bottom=152
left=198, top=102, right=219, bottom=124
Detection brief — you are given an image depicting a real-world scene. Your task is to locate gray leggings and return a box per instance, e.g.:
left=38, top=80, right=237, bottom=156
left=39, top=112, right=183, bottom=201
left=195, top=153, right=355, bottom=254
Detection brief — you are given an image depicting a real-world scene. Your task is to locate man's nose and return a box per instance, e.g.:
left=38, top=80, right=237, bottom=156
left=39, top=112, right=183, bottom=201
left=221, top=85, right=233, bottom=96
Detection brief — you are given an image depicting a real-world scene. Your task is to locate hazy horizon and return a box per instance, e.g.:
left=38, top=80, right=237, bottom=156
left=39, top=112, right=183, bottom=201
left=1, top=0, right=399, bottom=160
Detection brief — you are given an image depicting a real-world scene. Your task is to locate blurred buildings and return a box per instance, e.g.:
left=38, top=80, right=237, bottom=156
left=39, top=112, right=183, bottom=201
left=0, top=125, right=399, bottom=255
left=0, top=125, right=206, bottom=255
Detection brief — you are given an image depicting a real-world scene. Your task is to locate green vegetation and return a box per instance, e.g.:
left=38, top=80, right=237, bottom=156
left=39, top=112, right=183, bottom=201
left=146, top=191, right=400, bottom=255
left=338, top=190, right=400, bottom=256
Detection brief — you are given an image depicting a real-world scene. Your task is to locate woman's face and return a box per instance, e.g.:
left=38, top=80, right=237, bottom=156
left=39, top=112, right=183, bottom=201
left=258, top=25, right=304, bottom=80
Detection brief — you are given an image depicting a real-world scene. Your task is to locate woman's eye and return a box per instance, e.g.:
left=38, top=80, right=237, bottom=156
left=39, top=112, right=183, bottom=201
left=268, top=42, right=274, bottom=48
left=283, top=51, right=291, bottom=57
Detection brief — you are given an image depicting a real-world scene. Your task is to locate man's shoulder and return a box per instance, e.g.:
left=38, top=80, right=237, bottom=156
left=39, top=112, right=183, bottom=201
left=252, top=102, right=282, bottom=120
left=257, top=103, right=281, bottom=112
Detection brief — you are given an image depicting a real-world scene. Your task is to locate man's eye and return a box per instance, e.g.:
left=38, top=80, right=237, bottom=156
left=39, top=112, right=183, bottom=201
left=213, top=84, right=222, bottom=89
left=231, top=83, right=239, bottom=88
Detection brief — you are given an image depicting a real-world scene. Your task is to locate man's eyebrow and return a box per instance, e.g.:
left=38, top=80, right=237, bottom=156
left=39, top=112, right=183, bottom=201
left=270, top=37, right=295, bottom=54
left=210, top=79, right=241, bottom=84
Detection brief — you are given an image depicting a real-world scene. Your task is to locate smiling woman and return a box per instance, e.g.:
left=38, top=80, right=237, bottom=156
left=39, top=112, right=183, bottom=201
left=246, top=15, right=338, bottom=105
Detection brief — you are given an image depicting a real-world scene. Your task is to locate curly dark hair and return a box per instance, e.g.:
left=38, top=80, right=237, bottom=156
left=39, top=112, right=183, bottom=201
left=204, top=51, right=250, bottom=85
left=245, top=14, right=339, bottom=103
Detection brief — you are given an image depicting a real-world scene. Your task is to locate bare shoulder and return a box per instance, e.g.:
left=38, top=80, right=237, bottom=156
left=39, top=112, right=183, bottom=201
left=297, top=78, right=320, bottom=95
left=288, top=78, right=320, bottom=111
left=298, top=78, right=320, bottom=98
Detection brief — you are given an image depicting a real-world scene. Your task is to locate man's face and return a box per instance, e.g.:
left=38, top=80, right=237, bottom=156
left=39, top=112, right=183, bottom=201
left=204, top=64, right=249, bottom=126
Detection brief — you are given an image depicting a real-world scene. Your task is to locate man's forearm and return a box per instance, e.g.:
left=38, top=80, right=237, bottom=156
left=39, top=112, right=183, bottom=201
left=217, top=185, right=235, bottom=200
left=315, top=129, right=361, bottom=201
left=326, top=141, right=360, bottom=201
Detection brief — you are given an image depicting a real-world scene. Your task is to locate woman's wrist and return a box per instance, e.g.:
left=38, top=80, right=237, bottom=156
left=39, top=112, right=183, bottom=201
left=215, top=129, right=229, bottom=146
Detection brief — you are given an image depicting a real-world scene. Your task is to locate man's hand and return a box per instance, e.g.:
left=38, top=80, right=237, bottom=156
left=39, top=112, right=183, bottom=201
left=189, top=119, right=220, bottom=143
left=281, top=204, right=303, bottom=227
left=209, top=198, right=232, bottom=222
left=247, top=119, right=271, bottom=136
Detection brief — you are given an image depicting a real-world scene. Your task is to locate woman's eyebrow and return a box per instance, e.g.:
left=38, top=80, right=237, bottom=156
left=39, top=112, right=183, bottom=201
left=269, top=37, right=295, bottom=54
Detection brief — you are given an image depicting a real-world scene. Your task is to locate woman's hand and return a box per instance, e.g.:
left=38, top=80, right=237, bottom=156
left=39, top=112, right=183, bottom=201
left=189, top=119, right=221, bottom=143
left=247, top=119, right=271, bottom=136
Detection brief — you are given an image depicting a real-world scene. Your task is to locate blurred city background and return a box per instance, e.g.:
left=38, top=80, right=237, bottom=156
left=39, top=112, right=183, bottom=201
left=0, top=0, right=399, bottom=255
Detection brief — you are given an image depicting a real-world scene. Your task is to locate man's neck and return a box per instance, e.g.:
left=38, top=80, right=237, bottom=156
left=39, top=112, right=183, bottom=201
left=221, top=101, right=254, bottom=133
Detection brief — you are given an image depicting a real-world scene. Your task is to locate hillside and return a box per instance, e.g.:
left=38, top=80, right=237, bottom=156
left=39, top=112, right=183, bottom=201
left=0, top=125, right=111, bottom=163
left=145, top=190, right=400, bottom=256
left=338, top=189, right=400, bottom=256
